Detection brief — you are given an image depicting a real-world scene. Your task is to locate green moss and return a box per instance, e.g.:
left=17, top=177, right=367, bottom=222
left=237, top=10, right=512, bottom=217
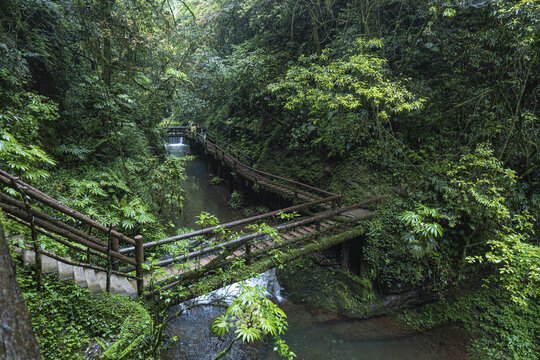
left=277, top=258, right=383, bottom=319
left=326, top=159, right=388, bottom=204
left=18, top=268, right=153, bottom=360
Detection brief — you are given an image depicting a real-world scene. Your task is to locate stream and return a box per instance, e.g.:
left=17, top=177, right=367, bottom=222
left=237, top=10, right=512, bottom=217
left=162, top=139, right=468, bottom=360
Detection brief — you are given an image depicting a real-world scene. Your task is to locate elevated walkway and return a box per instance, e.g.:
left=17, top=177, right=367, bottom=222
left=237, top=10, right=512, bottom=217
left=0, top=128, right=383, bottom=302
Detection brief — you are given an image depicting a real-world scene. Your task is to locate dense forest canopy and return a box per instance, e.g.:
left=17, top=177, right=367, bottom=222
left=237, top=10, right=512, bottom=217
left=0, top=0, right=538, bottom=358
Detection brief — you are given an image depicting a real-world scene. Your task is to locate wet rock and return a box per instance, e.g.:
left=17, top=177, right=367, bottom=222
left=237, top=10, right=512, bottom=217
left=277, top=259, right=384, bottom=319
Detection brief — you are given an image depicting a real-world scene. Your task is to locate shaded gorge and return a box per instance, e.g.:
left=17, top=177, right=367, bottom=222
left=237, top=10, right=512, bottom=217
left=161, top=139, right=468, bottom=360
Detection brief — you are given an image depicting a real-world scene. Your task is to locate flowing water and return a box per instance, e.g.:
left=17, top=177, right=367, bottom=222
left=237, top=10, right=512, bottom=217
left=161, top=139, right=468, bottom=360
left=166, top=138, right=244, bottom=228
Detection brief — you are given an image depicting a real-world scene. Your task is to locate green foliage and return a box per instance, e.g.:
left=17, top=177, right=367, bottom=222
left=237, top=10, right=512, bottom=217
left=397, top=143, right=538, bottom=306
left=18, top=269, right=152, bottom=360
left=0, top=91, right=59, bottom=143
left=196, top=211, right=221, bottom=228
left=399, top=204, right=443, bottom=258
left=211, top=176, right=225, bottom=186
left=0, top=131, right=56, bottom=182
left=149, top=155, right=192, bottom=211
left=468, top=212, right=538, bottom=306
left=269, top=37, right=424, bottom=154
left=366, top=199, right=440, bottom=292
left=277, top=258, right=383, bottom=319
left=212, top=283, right=296, bottom=359
left=256, top=206, right=269, bottom=214
left=443, top=143, right=537, bottom=305
left=47, top=168, right=155, bottom=234
left=114, top=198, right=156, bottom=230
left=99, top=302, right=153, bottom=359
left=244, top=205, right=270, bottom=217
left=228, top=190, right=244, bottom=210
left=445, top=143, right=517, bottom=223
left=2, top=0, right=538, bottom=358
left=402, top=288, right=540, bottom=360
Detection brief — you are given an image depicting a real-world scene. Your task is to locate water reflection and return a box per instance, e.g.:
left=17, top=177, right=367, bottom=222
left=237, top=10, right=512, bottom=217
left=259, top=303, right=468, bottom=360
left=165, top=139, right=243, bottom=228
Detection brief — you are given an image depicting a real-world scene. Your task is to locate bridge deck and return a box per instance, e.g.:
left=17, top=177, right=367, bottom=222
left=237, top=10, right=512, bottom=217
left=142, top=202, right=378, bottom=300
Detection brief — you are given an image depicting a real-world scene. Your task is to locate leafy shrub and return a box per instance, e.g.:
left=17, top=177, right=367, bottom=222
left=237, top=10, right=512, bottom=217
left=211, top=176, right=224, bottom=186
left=402, top=288, right=540, bottom=359
left=99, top=304, right=153, bottom=359
left=18, top=268, right=153, bottom=360
left=364, top=199, right=433, bottom=293
left=228, top=191, right=244, bottom=210
left=243, top=206, right=268, bottom=217
left=243, top=207, right=256, bottom=217
left=256, top=206, right=269, bottom=214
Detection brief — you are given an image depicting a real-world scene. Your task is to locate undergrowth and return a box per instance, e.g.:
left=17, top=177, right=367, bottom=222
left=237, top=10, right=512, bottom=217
left=401, top=288, right=540, bottom=360
left=17, top=267, right=153, bottom=360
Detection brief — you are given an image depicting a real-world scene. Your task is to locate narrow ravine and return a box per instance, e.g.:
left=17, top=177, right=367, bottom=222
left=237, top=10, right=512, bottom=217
left=166, top=138, right=244, bottom=228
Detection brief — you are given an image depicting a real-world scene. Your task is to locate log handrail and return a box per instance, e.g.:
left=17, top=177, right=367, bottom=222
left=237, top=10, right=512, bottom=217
left=198, top=133, right=337, bottom=198
left=4, top=213, right=108, bottom=261
left=145, top=196, right=382, bottom=269
left=0, top=169, right=136, bottom=246
left=166, top=126, right=336, bottom=198
left=0, top=192, right=108, bottom=248
left=207, top=141, right=329, bottom=199
left=0, top=199, right=137, bottom=266
left=120, top=194, right=341, bottom=253
left=205, top=132, right=252, bottom=165
left=0, top=124, right=381, bottom=298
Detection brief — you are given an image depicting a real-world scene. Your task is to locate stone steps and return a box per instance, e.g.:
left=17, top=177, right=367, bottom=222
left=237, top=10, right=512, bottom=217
left=21, top=249, right=137, bottom=299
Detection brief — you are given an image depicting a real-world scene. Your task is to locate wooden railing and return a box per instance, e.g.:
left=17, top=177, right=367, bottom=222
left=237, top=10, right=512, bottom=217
left=0, top=169, right=144, bottom=295
left=204, top=131, right=253, bottom=166
left=168, top=126, right=253, bottom=165
left=0, top=128, right=379, bottom=298
left=144, top=196, right=381, bottom=271
left=166, top=126, right=339, bottom=201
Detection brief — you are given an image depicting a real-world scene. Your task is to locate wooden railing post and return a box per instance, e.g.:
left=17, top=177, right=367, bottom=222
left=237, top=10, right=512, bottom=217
left=106, top=224, right=116, bottom=293
left=110, top=225, right=119, bottom=271
left=245, top=241, right=252, bottom=265
left=86, top=227, right=92, bottom=264
left=19, top=189, right=41, bottom=292
left=135, top=235, right=144, bottom=297
left=30, top=214, right=42, bottom=292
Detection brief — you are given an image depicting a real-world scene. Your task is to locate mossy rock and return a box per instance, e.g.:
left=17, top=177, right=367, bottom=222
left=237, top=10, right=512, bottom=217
left=277, top=258, right=383, bottom=319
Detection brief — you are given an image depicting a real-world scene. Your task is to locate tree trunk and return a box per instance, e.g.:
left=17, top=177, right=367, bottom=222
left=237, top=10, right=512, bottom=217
left=0, top=222, right=41, bottom=359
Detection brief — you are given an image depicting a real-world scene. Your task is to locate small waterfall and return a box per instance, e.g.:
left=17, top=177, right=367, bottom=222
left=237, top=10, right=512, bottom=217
left=191, top=269, right=284, bottom=306
left=166, top=137, right=189, bottom=157
left=169, top=135, right=184, bottom=144
left=162, top=270, right=285, bottom=360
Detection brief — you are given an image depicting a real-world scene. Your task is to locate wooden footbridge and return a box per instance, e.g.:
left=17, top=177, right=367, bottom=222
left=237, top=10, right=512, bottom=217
left=0, top=127, right=382, bottom=303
